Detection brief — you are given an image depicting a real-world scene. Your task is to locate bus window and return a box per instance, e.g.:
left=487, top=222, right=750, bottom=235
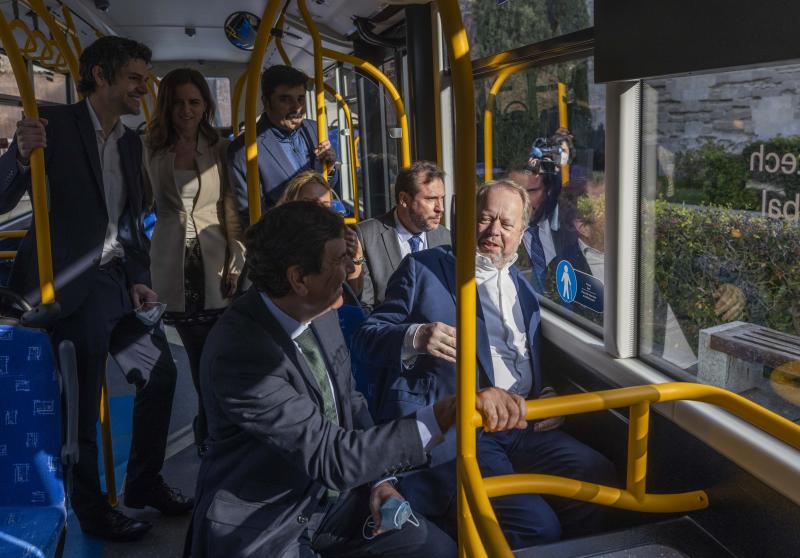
left=205, top=77, right=231, bottom=128
left=0, top=53, right=22, bottom=97
left=33, top=64, right=67, bottom=104
left=639, top=63, right=800, bottom=418
left=460, top=0, right=593, bottom=60
left=478, top=56, right=606, bottom=334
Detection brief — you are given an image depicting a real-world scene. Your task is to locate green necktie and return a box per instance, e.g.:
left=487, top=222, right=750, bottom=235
left=295, top=328, right=339, bottom=426
left=295, top=327, right=340, bottom=502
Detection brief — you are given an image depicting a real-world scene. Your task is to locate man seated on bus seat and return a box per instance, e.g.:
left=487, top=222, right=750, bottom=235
left=352, top=179, right=616, bottom=549
left=190, top=200, right=530, bottom=558
left=354, top=161, right=451, bottom=311
left=227, top=64, right=339, bottom=228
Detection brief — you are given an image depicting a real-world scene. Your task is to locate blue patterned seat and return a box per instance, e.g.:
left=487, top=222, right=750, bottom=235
left=0, top=325, right=66, bottom=558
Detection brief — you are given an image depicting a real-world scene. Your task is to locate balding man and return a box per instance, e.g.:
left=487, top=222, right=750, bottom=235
left=353, top=179, right=615, bottom=550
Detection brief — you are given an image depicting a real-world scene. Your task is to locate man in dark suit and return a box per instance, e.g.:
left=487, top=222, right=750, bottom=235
left=191, top=201, right=528, bottom=557
left=0, top=37, right=191, bottom=541
left=354, top=161, right=450, bottom=309
left=353, top=180, right=615, bottom=550
left=228, top=64, right=339, bottom=228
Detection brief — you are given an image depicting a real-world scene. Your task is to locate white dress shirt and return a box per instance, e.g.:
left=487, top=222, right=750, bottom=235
left=394, top=209, right=428, bottom=257
left=402, top=253, right=533, bottom=395
left=86, top=100, right=126, bottom=265
left=260, top=293, right=443, bottom=452
left=475, top=253, right=531, bottom=392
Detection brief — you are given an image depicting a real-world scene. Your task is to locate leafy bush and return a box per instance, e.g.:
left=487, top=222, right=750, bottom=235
left=652, top=201, right=800, bottom=349
left=672, top=141, right=759, bottom=210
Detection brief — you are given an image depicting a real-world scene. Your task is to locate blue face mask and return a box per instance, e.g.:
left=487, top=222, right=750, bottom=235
left=380, top=497, right=414, bottom=530
left=135, top=301, right=166, bottom=327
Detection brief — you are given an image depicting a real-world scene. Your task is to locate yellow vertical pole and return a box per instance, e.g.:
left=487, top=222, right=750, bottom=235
left=557, top=81, right=569, bottom=186
left=626, top=401, right=650, bottom=501
left=0, top=10, right=55, bottom=305
left=321, top=48, right=410, bottom=168
left=244, top=0, right=284, bottom=226
left=61, top=5, right=83, bottom=56
left=297, top=0, right=329, bottom=182
left=27, top=0, right=80, bottom=85
left=436, top=1, right=479, bottom=555
left=483, top=65, right=522, bottom=182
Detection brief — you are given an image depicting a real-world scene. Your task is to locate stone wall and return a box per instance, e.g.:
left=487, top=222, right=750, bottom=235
left=649, top=64, right=800, bottom=155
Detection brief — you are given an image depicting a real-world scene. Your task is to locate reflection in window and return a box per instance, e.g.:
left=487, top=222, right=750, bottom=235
left=205, top=77, right=231, bottom=128
left=640, top=64, right=800, bottom=420
left=477, top=57, right=605, bottom=332
left=0, top=54, right=22, bottom=97
left=460, top=0, right=592, bottom=60
left=33, top=65, right=67, bottom=104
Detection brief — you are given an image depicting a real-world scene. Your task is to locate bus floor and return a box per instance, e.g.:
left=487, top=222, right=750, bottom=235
left=63, top=326, right=199, bottom=558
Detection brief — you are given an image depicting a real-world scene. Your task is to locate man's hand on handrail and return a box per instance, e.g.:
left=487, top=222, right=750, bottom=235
left=433, top=387, right=528, bottom=434
left=15, top=115, right=49, bottom=166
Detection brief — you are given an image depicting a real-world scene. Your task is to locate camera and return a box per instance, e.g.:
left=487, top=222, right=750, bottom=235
left=525, top=137, right=562, bottom=175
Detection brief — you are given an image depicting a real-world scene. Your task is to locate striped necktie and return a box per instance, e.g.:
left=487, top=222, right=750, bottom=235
left=528, top=227, right=548, bottom=293
left=408, top=234, right=423, bottom=253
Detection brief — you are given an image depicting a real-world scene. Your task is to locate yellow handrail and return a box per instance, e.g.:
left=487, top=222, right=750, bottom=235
left=26, top=0, right=80, bottom=85
left=436, top=2, right=477, bottom=557
left=0, top=230, right=28, bottom=238
left=296, top=0, right=330, bottom=182
left=321, top=47, right=411, bottom=169
left=61, top=5, right=82, bottom=57
left=0, top=10, right=55, bottom=305
left=557, top=80, right=569, bottom=186
left=243, top=0, right=284, bottom=226
left=483, top=63, right=526, bottom=182
left=462, top=382, right=800, bottom=556
left=273, top=21, right=360, bottom=223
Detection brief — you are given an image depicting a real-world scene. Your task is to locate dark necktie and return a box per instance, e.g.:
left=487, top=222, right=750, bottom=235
left=528, top=227, right=548, bottom=293
left=294, top=328, right=339, bottom=501
left=408, top=234, right=423, bottom=253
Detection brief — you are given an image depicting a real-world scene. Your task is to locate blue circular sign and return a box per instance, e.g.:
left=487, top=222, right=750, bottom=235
left=556, top=260, right=577, bottom=303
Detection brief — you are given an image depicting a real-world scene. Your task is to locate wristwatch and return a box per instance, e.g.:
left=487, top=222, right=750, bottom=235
left=352, top=256, right=366, bottom=266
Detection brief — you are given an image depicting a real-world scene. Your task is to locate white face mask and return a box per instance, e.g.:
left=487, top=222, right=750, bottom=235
left=135, top=301, right=167, bottom=327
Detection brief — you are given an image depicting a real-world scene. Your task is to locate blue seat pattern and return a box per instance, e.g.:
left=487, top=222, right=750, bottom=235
left=0, top=325, right=65, bottom=558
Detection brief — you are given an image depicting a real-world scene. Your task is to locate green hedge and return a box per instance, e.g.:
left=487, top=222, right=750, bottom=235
left=652, top=201, right=800, bottom=349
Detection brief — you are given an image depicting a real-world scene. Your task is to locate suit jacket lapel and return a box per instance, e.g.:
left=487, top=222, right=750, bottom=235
left=244, top=289, right=324, bottom=404
left=511, top=266, right=542, bottom=396
left=379, top=212, right=403, bottom=270
left=74, top=100, right=104, bottom=201
left=440, top=251, right=493, bottom=387
left=260, top=124, right=298, bottom=183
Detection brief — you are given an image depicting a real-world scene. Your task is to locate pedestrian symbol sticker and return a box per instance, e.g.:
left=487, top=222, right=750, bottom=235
left=556, top=260, right=577, bottom=303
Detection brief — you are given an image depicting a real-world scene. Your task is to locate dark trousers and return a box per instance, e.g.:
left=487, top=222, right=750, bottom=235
left=52, top=263, right=177, bottom=522
left=173, top=321, right=216, bottom=446
left=476, top=427, right=616, bottom=549
left=305, top=487, right=457, bottom=558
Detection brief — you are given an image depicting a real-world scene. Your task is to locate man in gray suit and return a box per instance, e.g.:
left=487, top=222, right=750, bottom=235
left=228, top=64, right=339, bottom=228
left=355, top=161, right=451, bottom=309
left=190, top=201, right=528, bottom=557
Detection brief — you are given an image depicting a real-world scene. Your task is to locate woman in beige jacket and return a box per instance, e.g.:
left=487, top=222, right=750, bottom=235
left=144, top=68, right=244, bottom=452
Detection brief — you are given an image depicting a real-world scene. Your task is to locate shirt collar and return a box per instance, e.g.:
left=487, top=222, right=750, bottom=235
left=536, top=204, right=560, bottom=232
left=475, top=251, right=517, bottom=274
left=394, top=208, right=424, bottom=242
left=86, top=99, right=124, bottom=140
left=260, top=292, right=309, bottom=340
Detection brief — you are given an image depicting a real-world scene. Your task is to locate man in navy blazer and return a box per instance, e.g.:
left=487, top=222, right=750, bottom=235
left=353, top=179, right=615, bottom=549
left=0, top=37, right=190, bottom=541
left=228, top=64, right=339, bottom=228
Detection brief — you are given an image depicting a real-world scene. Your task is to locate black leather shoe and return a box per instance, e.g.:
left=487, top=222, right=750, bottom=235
left=80, top=508, right=152, bottom=542
left=124, top=477, right=194, bottom=516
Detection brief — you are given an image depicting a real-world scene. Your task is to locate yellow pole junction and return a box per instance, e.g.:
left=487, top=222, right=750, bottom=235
left=0, top=10, right=55, bottom=304
left=320, top=47, right=410, bottom=168
left=462, top=381, right=800, bottom=555
left=25, top=0, right=80, bottom=85
left=296, top=0, right=329, bottom=181
left=244, top=0, right=284, bottom=226
left=272, top=19, right=360, bottom=223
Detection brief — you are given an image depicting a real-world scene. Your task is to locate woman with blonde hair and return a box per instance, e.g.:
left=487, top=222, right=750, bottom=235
left=278, top=170, right=364, bottom=299
left=144, top=68, right=244, bottom=453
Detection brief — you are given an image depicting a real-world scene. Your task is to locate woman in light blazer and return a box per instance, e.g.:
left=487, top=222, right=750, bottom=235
left=144, top=68, right=244, bottom=453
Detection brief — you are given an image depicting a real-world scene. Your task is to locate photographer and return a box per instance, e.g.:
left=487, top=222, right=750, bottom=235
left=508, top=128, right=576, bottom=293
